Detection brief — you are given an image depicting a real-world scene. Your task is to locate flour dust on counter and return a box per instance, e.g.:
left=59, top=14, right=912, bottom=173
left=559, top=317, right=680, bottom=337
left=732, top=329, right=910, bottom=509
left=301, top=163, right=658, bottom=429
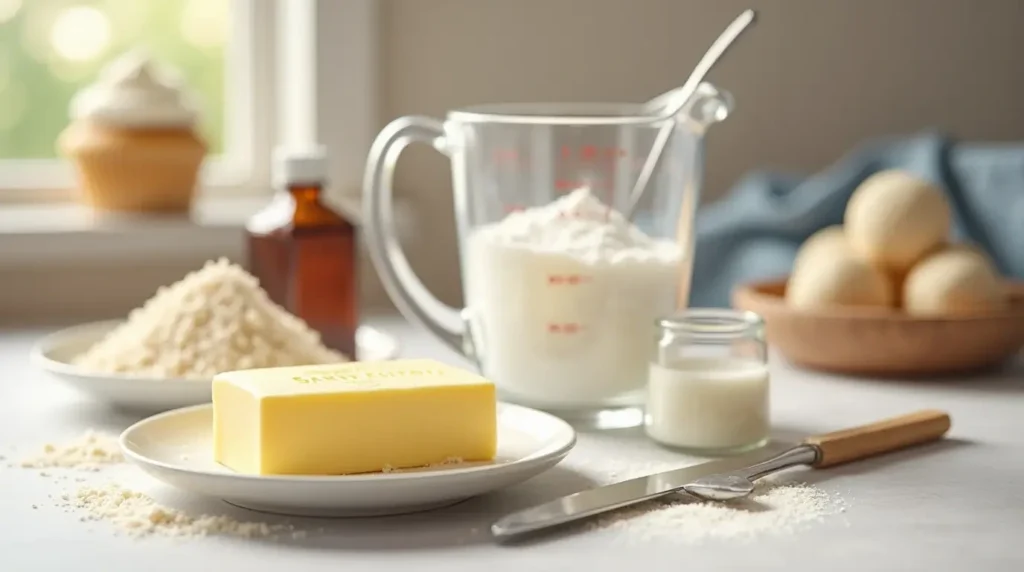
left=552, top=431, right=848, bottom=544
left=55, top=484, right=300, bottom=539
left=11, top=430, right=306, bottom=540
left=17, top=430, right=123, bottom=471
left=585, top=480, right=846, bottom=545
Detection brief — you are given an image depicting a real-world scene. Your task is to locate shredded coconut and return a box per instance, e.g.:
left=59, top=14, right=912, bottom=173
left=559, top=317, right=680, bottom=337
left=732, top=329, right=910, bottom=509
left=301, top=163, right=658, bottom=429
left=19, top=431, right=124, bottom=471
left=586, top=482, right=845, bottom=544
left=58, top=484, right=291, bottom=538
left=73, top=258, right=348, bottom=379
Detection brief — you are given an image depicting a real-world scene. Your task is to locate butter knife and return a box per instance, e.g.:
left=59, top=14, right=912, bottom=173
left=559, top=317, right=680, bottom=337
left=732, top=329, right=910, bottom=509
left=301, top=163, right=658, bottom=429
left=490, top=444, right=785, bottom=541
left=492, top=410, right=951, bottom=541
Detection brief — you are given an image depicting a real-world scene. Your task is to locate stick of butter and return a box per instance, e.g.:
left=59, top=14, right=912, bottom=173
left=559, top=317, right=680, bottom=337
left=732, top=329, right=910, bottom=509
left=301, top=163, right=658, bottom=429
left=212, top=359, right=497, bottom=475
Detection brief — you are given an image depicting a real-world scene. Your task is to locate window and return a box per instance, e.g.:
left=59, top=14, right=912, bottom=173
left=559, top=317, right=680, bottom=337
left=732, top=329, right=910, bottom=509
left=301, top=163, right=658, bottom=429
left=0, top=0, right=386, bottom=316
left=0, top=0, right=227, bottom=158
left=0, top=0, right=274, bottom=198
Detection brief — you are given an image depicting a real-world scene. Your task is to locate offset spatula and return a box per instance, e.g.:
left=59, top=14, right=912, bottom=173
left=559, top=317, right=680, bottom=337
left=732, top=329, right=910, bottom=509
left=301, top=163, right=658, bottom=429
left=491, top=410, right=951, bottom=541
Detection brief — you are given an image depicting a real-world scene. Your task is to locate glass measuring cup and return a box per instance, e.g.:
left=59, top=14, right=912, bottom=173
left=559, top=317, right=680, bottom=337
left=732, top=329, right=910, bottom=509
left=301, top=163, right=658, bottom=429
left=364, top=83, right=732, bottom=428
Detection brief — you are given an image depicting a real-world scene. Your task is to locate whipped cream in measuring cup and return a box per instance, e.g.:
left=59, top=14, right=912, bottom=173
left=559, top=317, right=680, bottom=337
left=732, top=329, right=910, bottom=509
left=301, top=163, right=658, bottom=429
left=464, top=188, right=683, bottom=409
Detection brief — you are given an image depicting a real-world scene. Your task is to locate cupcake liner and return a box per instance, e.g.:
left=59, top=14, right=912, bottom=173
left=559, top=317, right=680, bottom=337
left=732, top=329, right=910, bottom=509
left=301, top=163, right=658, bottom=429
left=59, top=121, right=207, bottom=213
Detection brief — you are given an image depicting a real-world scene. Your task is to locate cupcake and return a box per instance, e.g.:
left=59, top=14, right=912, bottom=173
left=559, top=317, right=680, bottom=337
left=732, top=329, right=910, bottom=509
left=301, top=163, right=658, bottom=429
left=59, top=51, right=206, bottom=213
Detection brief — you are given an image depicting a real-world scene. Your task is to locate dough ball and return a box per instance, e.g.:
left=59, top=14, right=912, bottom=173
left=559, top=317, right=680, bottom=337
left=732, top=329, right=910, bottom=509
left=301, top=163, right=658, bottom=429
left=844, top=170, right=951, bottom=273
left=787, top=252, right=895, bottom=310
left=792, top=226, right=850, bottom=275
left=903, top=246, right=1006, bottom=316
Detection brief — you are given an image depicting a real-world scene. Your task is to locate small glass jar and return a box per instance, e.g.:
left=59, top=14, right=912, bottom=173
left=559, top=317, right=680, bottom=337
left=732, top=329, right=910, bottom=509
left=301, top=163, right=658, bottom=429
left=644, top=308, right=770, bottom=455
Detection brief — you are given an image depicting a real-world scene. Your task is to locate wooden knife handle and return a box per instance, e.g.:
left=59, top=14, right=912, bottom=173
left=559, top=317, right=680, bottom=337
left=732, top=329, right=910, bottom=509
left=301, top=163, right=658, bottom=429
left=804, top=410, right=951, bottom=468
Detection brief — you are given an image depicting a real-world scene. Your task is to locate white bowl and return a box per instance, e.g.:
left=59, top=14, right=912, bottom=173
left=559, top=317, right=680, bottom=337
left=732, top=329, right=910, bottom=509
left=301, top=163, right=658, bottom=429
left=30, top=320, right=400, bottom=411
left=121, top=402, right=576, bottom=517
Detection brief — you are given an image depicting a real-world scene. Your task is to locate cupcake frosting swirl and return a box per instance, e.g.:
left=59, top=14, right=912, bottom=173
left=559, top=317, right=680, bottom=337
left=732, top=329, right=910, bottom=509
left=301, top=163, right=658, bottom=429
left=70, top=51, right=199, bottom=128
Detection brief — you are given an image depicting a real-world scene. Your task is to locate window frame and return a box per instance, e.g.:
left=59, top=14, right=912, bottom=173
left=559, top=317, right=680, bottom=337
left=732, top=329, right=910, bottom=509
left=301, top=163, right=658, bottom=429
left=0, top=0, right=278, bottom=203
left=280, top=0, right=378, bottom=200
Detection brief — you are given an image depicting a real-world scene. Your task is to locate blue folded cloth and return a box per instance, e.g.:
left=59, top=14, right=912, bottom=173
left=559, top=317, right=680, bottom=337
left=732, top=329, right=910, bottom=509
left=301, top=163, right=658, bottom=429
left=689, top=133, right=1024, bottom=308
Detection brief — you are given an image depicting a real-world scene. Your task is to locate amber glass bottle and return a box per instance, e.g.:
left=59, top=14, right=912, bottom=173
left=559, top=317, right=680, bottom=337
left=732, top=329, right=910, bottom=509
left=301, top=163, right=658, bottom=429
left=246, top=146, right=358, bottom=357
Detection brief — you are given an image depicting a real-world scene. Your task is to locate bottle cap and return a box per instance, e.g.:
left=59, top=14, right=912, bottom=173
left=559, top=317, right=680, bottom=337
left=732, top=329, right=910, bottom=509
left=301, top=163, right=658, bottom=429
left=272, top=144, right=328, bottom=187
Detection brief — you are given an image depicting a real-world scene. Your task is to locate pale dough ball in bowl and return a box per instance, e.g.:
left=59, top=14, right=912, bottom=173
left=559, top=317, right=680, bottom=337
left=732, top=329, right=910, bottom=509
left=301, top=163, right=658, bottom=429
left=786, top=252, right=895, bottom=310
left=903, top=246, right=1006, bottom=316
left=844, top=170, right=951, bottom=273
left=792, top=226, right=850, bottom=275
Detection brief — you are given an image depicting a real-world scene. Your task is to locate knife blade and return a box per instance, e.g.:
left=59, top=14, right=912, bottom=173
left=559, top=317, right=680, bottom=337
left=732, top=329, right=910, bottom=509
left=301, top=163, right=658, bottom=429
left=491, top=442, right=788, bottom=541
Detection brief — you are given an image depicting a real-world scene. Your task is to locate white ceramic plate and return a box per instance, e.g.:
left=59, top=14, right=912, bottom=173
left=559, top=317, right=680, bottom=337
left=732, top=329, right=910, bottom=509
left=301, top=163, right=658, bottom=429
left=30, top=320, right=399, bottom=412
left=120, top=403, right=576, bottom=517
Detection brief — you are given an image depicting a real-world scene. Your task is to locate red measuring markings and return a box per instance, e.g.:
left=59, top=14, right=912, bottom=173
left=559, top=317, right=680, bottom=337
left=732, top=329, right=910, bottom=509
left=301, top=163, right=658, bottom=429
left=493, top=146, right=630, bottom=167
left=546, top=322, right=585, bottom=334
left=493, top=149, right=520, bottom=165
left=559, top=145, right=629, bottom=163
left=547, top=274, right=591, bottom=285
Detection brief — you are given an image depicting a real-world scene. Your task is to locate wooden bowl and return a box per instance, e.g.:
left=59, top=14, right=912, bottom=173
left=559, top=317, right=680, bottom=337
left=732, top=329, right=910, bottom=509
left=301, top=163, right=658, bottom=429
left=732, top=278, right=1024, bottom=376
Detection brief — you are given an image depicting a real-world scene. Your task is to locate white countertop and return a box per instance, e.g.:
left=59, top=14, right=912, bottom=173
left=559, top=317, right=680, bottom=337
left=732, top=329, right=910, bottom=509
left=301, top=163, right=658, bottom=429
left=2, top=316, right=1022, bottom=571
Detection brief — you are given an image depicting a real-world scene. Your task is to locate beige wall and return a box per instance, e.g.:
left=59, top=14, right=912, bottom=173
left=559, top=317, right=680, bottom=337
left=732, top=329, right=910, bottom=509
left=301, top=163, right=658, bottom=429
left=379, top=0, right=1024, bottom=307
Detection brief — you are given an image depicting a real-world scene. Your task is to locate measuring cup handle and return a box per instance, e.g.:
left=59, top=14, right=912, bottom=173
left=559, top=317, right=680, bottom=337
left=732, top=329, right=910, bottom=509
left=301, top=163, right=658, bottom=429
left=363, top=115, right=466, bottom=354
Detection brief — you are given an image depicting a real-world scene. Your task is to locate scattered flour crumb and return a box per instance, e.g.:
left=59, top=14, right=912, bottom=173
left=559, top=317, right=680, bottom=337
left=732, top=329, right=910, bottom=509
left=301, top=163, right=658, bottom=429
left=586, top=482, right=845, bottom=544
left=431, top=456, right=463, bottom=467
left=19, top=431, right=123, bottom=471
left=58, top=484, right=292, bottom=539
left=380, top=456, right=463, bottom=474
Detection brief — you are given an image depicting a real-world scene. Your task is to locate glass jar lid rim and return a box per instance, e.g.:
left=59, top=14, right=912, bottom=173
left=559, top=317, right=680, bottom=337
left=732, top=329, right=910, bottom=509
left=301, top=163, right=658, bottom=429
left=657, top=308, right=764, bottom=335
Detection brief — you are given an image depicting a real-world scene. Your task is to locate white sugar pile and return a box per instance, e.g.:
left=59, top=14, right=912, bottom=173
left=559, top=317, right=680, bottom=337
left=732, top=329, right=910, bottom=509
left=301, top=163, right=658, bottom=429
left=57, top=484, right=295, bottom=539
left=73, top=258, right=348, bottom=379
left=587, top=482, right=845, bottom=544
left=19, top=431, right=123, bottom=471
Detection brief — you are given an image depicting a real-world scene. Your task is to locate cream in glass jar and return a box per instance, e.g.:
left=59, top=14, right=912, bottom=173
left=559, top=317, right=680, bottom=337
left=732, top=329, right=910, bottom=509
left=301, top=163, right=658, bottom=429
left=645, top=309, right=770, bottom=454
